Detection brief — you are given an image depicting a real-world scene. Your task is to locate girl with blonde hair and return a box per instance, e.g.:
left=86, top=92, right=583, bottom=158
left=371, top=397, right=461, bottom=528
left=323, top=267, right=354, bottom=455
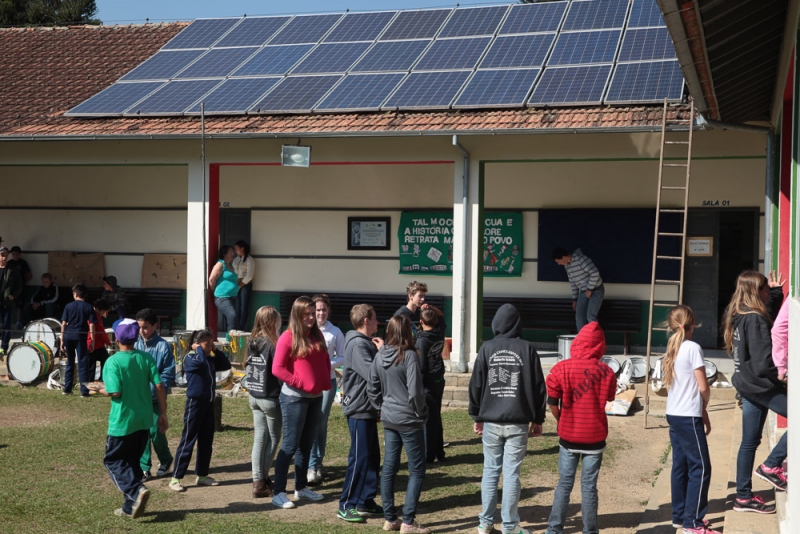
left=662, top=305, right=715, bottom=534
left=723, top=270, right=786, bottom=514
left=242, top=306, right=282, bottom=498
left=269, top=297, right=332, bottom=509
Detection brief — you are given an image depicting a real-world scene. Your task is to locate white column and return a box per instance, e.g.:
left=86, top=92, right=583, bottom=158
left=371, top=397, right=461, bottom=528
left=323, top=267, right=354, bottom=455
left=185, top=160, right=207, bottom=329
left=466, top=157, right=483, bottom=366
left=451, top=156, right=467, bottom=371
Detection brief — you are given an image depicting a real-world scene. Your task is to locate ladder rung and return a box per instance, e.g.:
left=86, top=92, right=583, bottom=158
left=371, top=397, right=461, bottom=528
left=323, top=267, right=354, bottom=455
left=655, top=279, right=681, bottom=285
left=661, top=186, right=687, bottom=190
left=663, top=163, right=688, bottom=167
left=664, top=141, right=690, bottom=145
left=652, top=327, right=669, bottom=332
left=657, top=232, right=683, bottom=236
left=653, top=302, right=677, bottom=307
left=659, top=208, right=685, bottom=213
left=656, top=255, right=683, bottom=260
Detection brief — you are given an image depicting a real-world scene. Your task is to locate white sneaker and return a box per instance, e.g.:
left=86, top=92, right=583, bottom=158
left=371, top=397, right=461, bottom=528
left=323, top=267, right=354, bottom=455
left=477, top=525, right=495, bottom=534
left=307, top=469, right=320, bottom=484
left=196, top=475, right=219, bottom=486
left=272, top=492, right=296, bottom=509
left=168, top=479, right=186, bottom=492
left=294, top=487, right=324, bottom=501
left=502, top=526, right=530, bottom=534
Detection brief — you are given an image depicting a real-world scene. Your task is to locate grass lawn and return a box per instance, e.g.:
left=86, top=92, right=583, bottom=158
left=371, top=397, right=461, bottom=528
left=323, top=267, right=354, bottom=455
left=0, top=386, right=568, bottom=533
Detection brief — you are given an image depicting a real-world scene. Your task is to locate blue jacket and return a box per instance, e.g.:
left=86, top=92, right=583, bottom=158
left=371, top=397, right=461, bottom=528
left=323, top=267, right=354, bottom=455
left=183, top=345, right=231, bottom=401
left=135, top=334, right=176, bottom=400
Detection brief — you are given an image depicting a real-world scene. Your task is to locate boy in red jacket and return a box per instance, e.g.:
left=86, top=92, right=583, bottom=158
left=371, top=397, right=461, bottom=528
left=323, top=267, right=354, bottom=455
left=545, top=322, right=616, bottom=534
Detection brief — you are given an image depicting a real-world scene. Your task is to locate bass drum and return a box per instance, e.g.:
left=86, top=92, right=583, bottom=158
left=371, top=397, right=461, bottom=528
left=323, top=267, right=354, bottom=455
left=23, top=318, right=62, bottom=352
left=8, top=341, right=54, bottom=384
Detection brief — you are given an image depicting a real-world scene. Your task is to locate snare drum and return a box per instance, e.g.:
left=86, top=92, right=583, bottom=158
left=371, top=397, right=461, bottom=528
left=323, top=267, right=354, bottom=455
left=8, top=341, right=54, bottom=384
left=705, top=361, right=718, bottom=384
left=600, top=356, right=621, bottom=376
left=214, top=342, right=233, bottom=361
left=228, top=331, right=251, bottom=365
left=629, top=356, right=648, bottom=383
left=216, top=369, right=232, bottom=389
left=23, top=318, right=62, bottom=352
left=172, top=330, right=194, bottom=364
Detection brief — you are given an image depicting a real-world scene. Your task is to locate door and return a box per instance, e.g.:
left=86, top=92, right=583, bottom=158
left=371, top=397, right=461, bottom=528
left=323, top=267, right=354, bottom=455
left=219, top=209, right=251, bottom=251
left=683, top=211, right=719, bottom=348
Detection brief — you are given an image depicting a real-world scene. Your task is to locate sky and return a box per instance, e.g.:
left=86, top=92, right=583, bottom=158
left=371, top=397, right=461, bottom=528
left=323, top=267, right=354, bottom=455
left=95, top=1, right=517, bottom=24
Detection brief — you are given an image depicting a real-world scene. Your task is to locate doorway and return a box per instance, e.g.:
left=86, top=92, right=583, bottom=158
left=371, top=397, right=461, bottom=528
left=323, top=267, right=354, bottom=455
left=219, top=209, right=251, bottom=252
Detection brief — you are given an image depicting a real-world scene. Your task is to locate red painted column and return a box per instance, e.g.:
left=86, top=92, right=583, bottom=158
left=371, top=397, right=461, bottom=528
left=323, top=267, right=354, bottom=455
left=208, top=164, right=220, bottom=335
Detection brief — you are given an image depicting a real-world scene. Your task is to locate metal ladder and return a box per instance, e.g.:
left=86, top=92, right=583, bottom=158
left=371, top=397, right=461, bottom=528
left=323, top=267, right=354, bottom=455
left=643, top=98, right=694, bottom=429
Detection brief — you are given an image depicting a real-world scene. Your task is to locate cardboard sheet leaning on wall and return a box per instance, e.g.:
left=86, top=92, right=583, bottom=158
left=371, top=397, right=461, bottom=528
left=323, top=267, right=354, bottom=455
left=48, top=252, right=105, bottom=287
left=141, top=254, right=187, bottom=289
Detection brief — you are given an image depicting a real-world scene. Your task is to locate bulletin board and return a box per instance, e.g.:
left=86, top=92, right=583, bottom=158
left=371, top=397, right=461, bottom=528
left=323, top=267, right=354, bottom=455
left=537, top=208, right=681, bottom=284
left=48, top=252, right=106, bottom=287
left=141, top=254, right=187, bottom=289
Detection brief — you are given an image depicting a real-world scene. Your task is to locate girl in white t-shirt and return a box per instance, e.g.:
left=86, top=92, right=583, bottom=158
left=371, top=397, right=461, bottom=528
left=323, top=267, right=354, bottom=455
left=663, top=305, right=716, bottom=534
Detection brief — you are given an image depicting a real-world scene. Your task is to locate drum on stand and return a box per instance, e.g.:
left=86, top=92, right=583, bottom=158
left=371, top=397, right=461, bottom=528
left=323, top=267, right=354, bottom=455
left=172, top=330, right=194, bottom=364
left=214, top=342, right=233, bottom=361
left=8, top=341, right=54, bottom=384
left=228, top=331, right=251, bottom=366
left=23, top=318, right=62, bottom=352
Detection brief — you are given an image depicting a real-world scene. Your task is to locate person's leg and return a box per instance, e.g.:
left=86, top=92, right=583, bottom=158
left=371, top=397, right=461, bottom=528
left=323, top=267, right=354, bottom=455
left=575, top=294, right=589, bottom=331
left=251, top=396, right=268, bottom=481
left=1, top=306, right=12, bottom=351
left=91, top=348, right=109, bottom=380
left=580, top=452, right=604, bottom=534
left=309, top=377, right=337, bottom=477
left=104, top=430, right=148, bottom=515
left=431, top=380, right=446, bottom=460
left=273, top=393, right=306, bottom=495
left=763, top=390, right=788, bottom=467
left=547, top=446, right=580, bottom=534
left=76, top=338, right=90, bottom=396
left=236, top=283, right=252, bottom=331
left=381, top=428, right=402, bottom=522
left=479, top=422, right=505, bottom=530
left=586, top=285, right=604, bottom=323
left=263, top=397, right=282, bottom=479
left=340, top=417, right=370, bottom=511
left=736, top=397, right=769, bottom=499
left=364, top=418, right=381, bottom=507
left=499, top=423, right=528, bottom=532
left=400, top=428, right=426, bottom=525
left=679, top=417, right=711, bottom=528
left=214, top=297, right=237, bottom=335
left=295, top=395, right=322, bottom=491
left=667, top=416, right=689, bottom=527
left=63, top=339, right=77, bottom=393
left=195, top=399, right=216, bottom=477
left=172, top=398, right=203, bottom=480
left=43, top=303, right=59, bottom=320
left=151, top=400, right=172, bottom=469
left=140, top=402, right=155, bottom=474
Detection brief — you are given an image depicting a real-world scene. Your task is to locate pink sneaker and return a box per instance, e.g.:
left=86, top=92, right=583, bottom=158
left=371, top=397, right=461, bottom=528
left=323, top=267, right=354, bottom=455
left=755, top=463, right=787, bottom=491
left=682, top=527, right=721, bottom=534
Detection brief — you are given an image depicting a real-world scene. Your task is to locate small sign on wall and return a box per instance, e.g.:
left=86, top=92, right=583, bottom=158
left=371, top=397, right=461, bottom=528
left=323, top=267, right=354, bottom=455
left=687, top=237, right=713, bottom=257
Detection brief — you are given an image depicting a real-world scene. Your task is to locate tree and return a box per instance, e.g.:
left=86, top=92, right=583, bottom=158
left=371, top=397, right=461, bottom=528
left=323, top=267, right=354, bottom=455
left=0, top=0, right=100, bottom=26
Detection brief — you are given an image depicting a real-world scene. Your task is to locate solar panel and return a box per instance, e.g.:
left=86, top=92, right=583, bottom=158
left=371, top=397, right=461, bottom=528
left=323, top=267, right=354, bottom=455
left=480, top=34, right=555, bottom=69
left=499, top=2, right=567, bottom=34
left=350, top=40, right=431, bottom=73
left=163, top=19, right=239, bottom=50
left=215, top=17, right=290, bottom=47
left=323, top=11, right=396, bottom=42
left=438, top=6, right=509, bottom=38
left=127, top=79, right=221, bottom=115
left=232, top=44, right=313, bottom=76
left=291, top=42, right=372, bottom=74
left=414, top=37, right=491, bottom=71
left=380, top=9, right=452, bottom=41
left=252, top=75, right=342, bottom=112
left=383, top=70, right=471, bottom=109
left=315, top=73, right=406, bottom=111
left=120, top=50, right=205, bottom=81
left=454, top=69, right=540, bottom=108
left=618, top=27, right=675, bottom=62
left=268, top=14, right=343, bottom=45
left=175, top=48, right=258, bottom=79
left=186, top=77, right=282, bottom=113
left=529, top=65, right=612, bottom=106
left=605, top=60, right=684, bottom=103
left=548, top=30, right=622, bottom=66
left=628, top=0, right=666, bottom=28
left=562, top=0, right=629, bottom=31
left=65, top=82, right=165, bottom=115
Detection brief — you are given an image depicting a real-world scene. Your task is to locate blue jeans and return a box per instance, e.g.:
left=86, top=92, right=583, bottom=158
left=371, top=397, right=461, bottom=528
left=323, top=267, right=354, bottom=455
left=480, top=423, right=528, bottom=532
left=547, top=447, right=603, bottom=534
left=214, top=296, right=237, bottom=335
left=273, top=393, right=322, bottom=495
left=736, top=391, right=788, bottom=499
left=667, top=415, right=710, bottom=529
left=575, top=284, right=604, bottom=331
left=382, top=427, right=426, bottom=524
left=235, top=282, right=252, bottom=331
left=309, top=377, right=337, bottom=472
left=250, top=396, right=282, bottom=481
left=104, top=430, right=149, bottom=515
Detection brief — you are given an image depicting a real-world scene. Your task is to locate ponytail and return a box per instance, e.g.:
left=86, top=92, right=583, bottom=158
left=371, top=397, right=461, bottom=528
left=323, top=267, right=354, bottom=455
left=662, top=305, right=695, bottom=389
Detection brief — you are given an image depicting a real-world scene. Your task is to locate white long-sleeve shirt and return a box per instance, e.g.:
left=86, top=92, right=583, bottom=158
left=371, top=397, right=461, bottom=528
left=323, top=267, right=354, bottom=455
left=232, top=255, right=255, bottom=285
left=319, top=321, right=345, bottom=379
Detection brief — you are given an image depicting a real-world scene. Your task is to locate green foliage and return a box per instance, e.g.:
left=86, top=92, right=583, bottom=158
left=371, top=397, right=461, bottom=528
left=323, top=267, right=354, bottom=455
left=0, top=0, right=99, bottom=26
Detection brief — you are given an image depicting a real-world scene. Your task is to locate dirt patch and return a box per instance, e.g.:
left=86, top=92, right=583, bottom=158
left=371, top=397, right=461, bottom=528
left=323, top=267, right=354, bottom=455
left=0, top=400, right=77, bottom=429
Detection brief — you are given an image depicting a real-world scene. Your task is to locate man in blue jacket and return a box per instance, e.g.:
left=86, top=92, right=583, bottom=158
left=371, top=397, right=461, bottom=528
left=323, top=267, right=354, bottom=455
left=135, top=308, right=176, bottom=481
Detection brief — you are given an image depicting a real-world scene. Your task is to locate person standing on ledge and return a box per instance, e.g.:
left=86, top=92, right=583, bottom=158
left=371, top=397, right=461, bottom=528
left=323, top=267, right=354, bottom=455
left=552, top=248, right=604, bottom=331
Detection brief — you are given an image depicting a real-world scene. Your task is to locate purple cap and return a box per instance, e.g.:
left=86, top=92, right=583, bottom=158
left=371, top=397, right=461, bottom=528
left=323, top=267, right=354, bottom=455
left=115, top=318, right=140, bottom=344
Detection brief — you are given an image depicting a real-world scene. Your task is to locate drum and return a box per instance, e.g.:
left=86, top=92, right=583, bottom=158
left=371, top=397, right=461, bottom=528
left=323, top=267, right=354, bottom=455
left=629, top=356, right=648, bottom=383
left=705, top=361, right=718, bottom=384
left=8, top=341, right=54, bottom=384
left=557, top=335, right=577, bottom=361
left=168, top=341, right=178, bottom=363
left=23, top=318, right=62, bottom=351
left=172, top=330, right=194, bottom=364
left=228, top=331, right=251, bottom=365
left=216, top=369, right=232, bottom=389
left=214, top=342, right=233, bottom=361
left=174, top=370, right=187, bottom=387
left=600, top=356, right=621, bottom=376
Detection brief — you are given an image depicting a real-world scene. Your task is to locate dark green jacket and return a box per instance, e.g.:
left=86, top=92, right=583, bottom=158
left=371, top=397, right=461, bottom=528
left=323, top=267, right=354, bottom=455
left=1, top=267, right=23, bottom=308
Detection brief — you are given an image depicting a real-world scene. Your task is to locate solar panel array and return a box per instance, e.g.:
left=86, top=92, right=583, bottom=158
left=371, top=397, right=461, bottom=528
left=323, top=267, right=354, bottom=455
left=67, top=0, right=683, bottom=117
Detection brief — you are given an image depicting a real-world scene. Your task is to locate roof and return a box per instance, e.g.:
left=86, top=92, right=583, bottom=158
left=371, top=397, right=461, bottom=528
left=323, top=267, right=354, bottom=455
left=0, top=23, right=686, bottom=139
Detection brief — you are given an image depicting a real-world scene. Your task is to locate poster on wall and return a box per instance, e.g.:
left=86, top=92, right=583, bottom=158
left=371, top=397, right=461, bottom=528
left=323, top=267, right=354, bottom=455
left=397, top=211, right=523, bottom=277
left=347, top=217, right=391, bottom=250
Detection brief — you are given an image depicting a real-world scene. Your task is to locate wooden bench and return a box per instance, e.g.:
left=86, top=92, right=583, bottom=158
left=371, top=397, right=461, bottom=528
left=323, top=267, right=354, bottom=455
left=482, top=297, right=641, bottom=354
left=279, top=291, right=445, bottom=329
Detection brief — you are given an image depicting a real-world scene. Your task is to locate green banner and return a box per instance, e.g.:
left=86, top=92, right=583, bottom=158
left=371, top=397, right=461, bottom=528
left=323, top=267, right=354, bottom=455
left=398, top=211, right=523, bottom=277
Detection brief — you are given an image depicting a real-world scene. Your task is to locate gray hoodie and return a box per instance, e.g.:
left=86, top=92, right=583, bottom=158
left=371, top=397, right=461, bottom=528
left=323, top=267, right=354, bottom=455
left=341, top=330, right=380, bottom=420
left=368, top=344, right=428, bottom=432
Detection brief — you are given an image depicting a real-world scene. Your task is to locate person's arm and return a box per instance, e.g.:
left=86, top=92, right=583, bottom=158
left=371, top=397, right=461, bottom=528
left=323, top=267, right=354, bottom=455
left=154, top=383, right=169, bottom=433
left=41, top=285, right=59, bottom=305
left=159, top=343, right=176, bottom=388
left=467, top=352, right=484, bottom=420
left=208, top=262, right=223, bottom=289
left=580, top=254, right=601, bottom=291
left=212, top=346, right=232, bottom=371
left=407, top=352, right=427, bottom=418
left=8, top=270, right=22, bottom=300
left=182, top=346, right=207, bottom=374
left=416, top=338, right=430, bottom=376
left=747, top=316, right=782, bottom=384
left=772, top=300, right=789, bottom=379
left=271, top=333, right=302, bottom=389
left=350, top=339, right=376, bottom=382
left=549, top=404, right=561, bottom=421
left=367, top=357, right=383, bottom=411
left=331, top=330, right=346, bottom=368
left=767, top=271, right=785, bottom=321
left=241, top=256, right=255, bottom=286
left=60, top=320, right=67, bottom=351
left=694, top=367, right=711, bottom=435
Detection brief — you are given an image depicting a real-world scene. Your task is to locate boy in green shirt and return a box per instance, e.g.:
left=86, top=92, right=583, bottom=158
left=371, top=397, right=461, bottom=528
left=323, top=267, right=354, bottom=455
left=88, top=319, right=168, bottom=519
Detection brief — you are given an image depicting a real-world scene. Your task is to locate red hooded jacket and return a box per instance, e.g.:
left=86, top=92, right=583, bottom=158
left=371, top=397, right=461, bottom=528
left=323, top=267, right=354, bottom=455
left=546, top=322, right=617, bottom=450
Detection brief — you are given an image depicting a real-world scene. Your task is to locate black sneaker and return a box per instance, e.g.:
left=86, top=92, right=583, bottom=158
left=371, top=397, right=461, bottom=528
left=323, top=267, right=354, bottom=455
left=357, top=502, right=384, bottom=517
left=338, top=508, right=366, bottom=523
left=733, top=495, right=776, bottom=514
left=156, top=460, right=173, bottom=477
left=755, top=464, right=787, bottom=491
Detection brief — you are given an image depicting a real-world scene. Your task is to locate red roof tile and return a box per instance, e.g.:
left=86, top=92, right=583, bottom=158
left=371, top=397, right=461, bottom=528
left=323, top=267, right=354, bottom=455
left=0, top=23, right=691, bottom=138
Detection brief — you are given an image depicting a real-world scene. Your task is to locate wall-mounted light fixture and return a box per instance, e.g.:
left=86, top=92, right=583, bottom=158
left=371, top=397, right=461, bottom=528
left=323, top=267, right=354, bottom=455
left=281, top=145, right=311, bottom=167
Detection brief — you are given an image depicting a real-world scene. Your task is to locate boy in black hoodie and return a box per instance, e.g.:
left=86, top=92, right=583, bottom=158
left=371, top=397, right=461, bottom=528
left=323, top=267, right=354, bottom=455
left=338, top=304, right=384, bottom=523
left=416, top=308, right=446, bottom=463
left=469, top=304, right=546, bottom=534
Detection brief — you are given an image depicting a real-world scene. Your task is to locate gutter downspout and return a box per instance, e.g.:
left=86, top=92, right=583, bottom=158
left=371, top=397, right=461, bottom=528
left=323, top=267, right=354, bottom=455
left=453, top=135, right=470, bottom=373
left=699, top=117, right=776, bottom=272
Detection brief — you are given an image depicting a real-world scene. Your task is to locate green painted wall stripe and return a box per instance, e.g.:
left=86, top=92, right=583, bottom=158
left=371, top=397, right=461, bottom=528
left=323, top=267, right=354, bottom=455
left=482, top=155, right=765, bottom=164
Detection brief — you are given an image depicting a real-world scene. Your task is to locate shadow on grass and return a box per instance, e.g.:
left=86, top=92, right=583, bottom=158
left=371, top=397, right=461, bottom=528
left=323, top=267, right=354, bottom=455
left=146, top=501, right=265, bottom=522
